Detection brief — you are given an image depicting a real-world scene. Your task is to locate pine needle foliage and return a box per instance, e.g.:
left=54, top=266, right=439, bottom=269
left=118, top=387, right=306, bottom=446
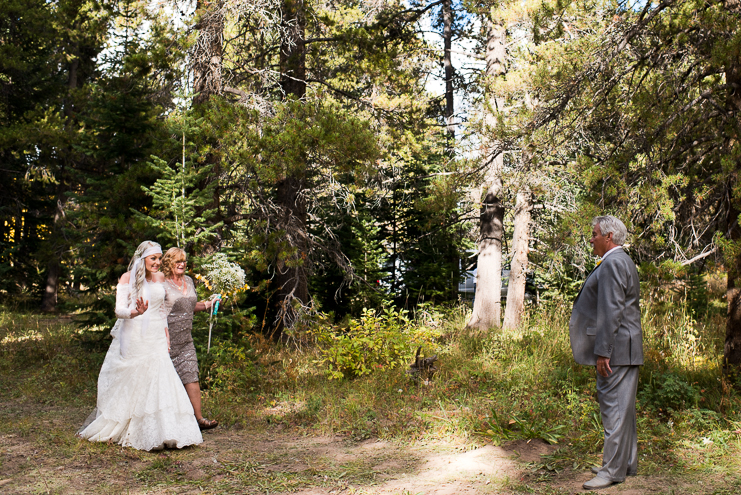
left=138, top=111, right=222, bottom=253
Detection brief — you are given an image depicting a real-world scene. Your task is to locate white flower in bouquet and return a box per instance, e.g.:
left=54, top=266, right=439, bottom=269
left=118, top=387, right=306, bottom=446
left=198, top=253, right=248, bottom=296
left=197, top=253, right=248, bottom=353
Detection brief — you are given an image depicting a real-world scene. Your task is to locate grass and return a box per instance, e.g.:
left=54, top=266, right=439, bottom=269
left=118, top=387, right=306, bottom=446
left=2, top=281, right=741, bottom=493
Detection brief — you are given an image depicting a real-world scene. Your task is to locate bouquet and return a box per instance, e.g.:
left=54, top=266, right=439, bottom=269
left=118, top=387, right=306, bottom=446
left=195, top=253, right=249, bottom=351
left=197, top=252, right=248, bottom=298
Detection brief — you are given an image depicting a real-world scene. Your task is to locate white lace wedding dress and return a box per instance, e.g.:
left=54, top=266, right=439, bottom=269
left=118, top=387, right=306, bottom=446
left=78, top=281, right=203, bottom=451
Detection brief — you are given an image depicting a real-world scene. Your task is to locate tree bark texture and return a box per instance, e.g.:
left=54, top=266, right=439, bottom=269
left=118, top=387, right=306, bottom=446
left=442, top=0, right=459, bottom=298
left=272, top=0, right=308, bottom=336
left=40, top=195, right=64, bottom=312
left=274, top=175, right=309, bottom=331
left=503, top=189, right=531, bottom=329
left=41, top=29, right=84, bottom=311
left=723, top=67, right=741, bottom=371
left=40, top=259, right=61, bottom=312
left=723, top=0, right=741, bottom=374
left=725, top=204, right=741, bottom=371
left=443, top=0, right=454, bottom=140
left=467, top=17, right=506, bottom=330
left=192, top=1, right=225, bottom=105
left=468, top=186, right=504, bottom=329
left=280, top=0, right=306, bottom=98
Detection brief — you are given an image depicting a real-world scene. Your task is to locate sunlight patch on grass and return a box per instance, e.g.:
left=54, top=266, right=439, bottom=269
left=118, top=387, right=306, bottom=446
left=1, top=294, right=741, bottom=492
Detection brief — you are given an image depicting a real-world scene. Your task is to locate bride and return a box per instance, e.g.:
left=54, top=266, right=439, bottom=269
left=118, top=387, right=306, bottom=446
left=78, top=241, right=203, bottom=450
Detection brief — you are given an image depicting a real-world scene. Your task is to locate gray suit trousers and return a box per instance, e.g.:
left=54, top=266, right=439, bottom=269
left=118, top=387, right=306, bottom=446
left=596, top=365, right=639, bottom=482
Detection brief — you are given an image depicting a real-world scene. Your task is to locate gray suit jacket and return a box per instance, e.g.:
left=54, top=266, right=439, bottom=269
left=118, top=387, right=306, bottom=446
left=569, top=248, right=643, bottom=366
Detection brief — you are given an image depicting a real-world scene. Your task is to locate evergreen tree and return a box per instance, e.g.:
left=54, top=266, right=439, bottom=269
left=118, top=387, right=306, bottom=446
left=0, top=0, right=109, bottom=305
left=137, top=111, right=222, bottom=253
left=69, top=0, right=185, bottom=292
left=524, top=0, right=741, bottom=369
left=309, top=199, right=389, bottom=317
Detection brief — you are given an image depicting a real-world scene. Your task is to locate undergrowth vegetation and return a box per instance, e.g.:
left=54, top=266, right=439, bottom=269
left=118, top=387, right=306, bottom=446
left=1, top=275, right=741, bottom=483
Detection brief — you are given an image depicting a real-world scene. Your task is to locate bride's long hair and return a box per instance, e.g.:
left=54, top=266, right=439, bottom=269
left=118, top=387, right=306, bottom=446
left=127, top=241, right=161, bottom=304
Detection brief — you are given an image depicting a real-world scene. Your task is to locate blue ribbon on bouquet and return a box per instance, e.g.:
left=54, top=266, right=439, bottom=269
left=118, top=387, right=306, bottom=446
left=207, top=294, right=222, bottom=353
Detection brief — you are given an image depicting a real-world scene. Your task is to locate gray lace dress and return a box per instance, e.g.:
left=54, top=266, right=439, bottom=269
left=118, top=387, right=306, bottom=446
left=164, top=276, right=200, bottom=385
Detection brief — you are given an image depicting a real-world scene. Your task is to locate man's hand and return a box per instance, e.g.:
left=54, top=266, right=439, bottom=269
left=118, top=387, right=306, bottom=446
left=596, top=356, right=612, bottom=377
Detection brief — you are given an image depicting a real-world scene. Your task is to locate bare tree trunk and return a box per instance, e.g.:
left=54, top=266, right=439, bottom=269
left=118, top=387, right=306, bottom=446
left=467, top=17, right=506, bottom=330
left=724, top=203, right=741, bottom=373
left=468, top=184, right=504, bottom=329
left=723, top=79, right=741, bottom=373
left=274, top=175, right=309, bottom=331
left=271, top=0, right=308, bottom=336
left=41, top=195, right=64, bottom=312
left=40, top=259, right=61, bottom=312
left=443, top=0, right=454, bottom=141
left=192, top=1, right=224, bottom=105
left=723, top=0, right=741, bottom=375
left=41, top=34, right=82, bottom=312
left=503, top=188, right=531, bottom=329
left=442, top=0, right=459, bottom=299
left=280, top=0, right=306, bottom=98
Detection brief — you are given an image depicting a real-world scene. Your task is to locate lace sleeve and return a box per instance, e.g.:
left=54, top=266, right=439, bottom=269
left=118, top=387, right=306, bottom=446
left=186, top=276, right=198, bottom=300
left=115, top=283, right=133, bottom=319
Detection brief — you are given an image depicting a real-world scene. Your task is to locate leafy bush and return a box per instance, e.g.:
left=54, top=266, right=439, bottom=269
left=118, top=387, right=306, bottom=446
left=199, top=338, right=260, bottom=392
left=638, top=370, right=701, bottom=414
left=675, top=408, right=722, bottom=430
left=193, top=306, right=256, bottom=346
left=311, top=305, right=442, bottom=379
left=191, top=297, right=259, bottom=392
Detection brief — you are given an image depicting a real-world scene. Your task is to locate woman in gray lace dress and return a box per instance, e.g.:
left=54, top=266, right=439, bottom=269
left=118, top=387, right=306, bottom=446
left=161, top=247, right=218, bottom=430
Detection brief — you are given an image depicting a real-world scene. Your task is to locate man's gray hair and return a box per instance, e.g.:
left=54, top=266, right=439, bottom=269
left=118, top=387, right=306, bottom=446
left=592, top=215, right=628, bottom=245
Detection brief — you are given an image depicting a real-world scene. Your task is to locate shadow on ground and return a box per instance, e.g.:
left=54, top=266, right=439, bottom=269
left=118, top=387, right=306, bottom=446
left=0, top=398, right=736, bottom=494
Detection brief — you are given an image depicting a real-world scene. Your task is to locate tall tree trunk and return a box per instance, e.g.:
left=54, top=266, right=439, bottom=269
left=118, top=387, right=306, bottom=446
left=503, top=188, right=531, bottom=329
left=280, top=0, right=306, bottom=98
left=725, top=204, right=741, bottom=372
left=468, top=185, right=504, bottom=328
left=467, top=17, right=506, bottom=330
left=442, top=0, right=459, bottom=299
left=273, top=1, right=307, bottom=335
left=40, top=193, right=64, bottom=312
left=191, top=1, right=225, bottom=248
left=41, top=34, right=81, bottom=312
left=40, top=257, right=61, bottom=311
left=723, top=0, right=741, bottom=375
left=274, top=175, right=309, bottom=330
left=192, top=1, right=224, bottom=105
left=443, top=0, right=454, bottom=141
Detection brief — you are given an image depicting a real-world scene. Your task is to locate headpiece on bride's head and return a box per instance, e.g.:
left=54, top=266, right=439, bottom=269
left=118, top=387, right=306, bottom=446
left=127, top=241, right=162, bottom=304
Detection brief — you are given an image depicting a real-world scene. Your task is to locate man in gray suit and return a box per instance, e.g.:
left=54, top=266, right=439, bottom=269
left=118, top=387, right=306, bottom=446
left=570, top=215, right=643, bottom=490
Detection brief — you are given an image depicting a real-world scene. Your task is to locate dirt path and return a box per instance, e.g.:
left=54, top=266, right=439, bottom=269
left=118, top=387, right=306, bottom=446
left=0, top=399, right=734, bottom=494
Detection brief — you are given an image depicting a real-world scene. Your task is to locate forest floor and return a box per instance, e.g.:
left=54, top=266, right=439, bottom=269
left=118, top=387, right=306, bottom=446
left=0, top=395, right=735, bottom=495
left=3, top=307, right=741, bottom=494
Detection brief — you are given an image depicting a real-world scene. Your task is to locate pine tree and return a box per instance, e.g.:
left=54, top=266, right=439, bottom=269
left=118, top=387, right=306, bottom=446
left=138, top=111, right=222, bottom=253
left=69, top=0, right=183, bottom=292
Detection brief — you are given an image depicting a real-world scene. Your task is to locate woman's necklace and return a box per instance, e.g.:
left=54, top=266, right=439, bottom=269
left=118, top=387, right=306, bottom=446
left=170, top=276, right=187, bottom=295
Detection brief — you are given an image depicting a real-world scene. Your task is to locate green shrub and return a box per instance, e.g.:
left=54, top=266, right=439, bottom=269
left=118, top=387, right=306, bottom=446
left=311, top=305, right=441, bottom=379
left=638, top=370, right=701, bottom=414
left=199, top=338, right=260, bottom=392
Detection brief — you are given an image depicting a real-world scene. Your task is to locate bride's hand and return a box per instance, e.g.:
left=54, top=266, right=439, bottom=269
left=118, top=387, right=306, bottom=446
left=134, top=297, right=148, bottom=316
